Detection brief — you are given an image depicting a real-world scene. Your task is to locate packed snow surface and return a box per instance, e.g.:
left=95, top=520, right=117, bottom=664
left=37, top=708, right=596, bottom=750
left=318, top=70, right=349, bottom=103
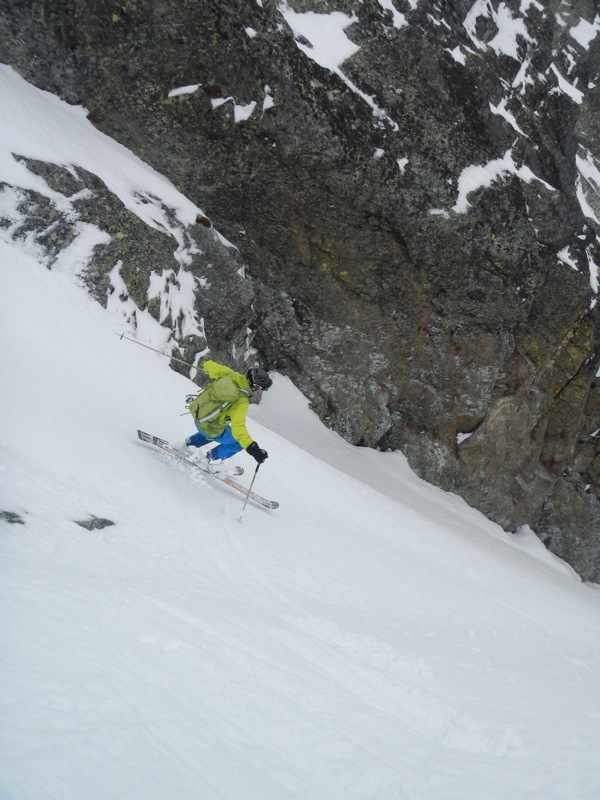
left=1, top=66, right=600, bottom=800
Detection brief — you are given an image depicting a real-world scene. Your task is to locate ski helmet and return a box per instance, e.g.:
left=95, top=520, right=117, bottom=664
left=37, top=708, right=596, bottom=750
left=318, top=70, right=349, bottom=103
left=246, top=367, right=273, bottom=390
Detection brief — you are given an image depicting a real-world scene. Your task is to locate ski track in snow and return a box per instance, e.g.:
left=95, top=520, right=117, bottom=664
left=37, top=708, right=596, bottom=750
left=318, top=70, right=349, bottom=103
left=1, top=57, right=600, bottom=800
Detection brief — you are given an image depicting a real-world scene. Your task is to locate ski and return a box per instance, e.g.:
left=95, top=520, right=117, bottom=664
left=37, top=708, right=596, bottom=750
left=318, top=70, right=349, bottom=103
left=137, top=430, right=279, bottom=510
left=138, top=430, right=244, bottom=475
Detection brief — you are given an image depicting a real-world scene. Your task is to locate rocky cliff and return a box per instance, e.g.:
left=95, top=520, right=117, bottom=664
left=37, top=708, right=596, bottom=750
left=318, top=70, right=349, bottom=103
left=1, top=0, right=599, bottom=579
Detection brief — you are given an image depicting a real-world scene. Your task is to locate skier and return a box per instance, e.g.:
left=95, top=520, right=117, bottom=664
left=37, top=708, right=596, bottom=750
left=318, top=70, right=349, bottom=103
left=185, top=359, right=272, bottom=467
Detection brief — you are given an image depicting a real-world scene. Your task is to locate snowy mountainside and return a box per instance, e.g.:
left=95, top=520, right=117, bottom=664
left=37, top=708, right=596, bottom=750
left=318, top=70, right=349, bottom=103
left=1, top=66, right=600, bottom=800
left=2, top=2, right=600, bottom=577
left=0, top=63, right=249, bottom=378
left=3, top=217, right=600, bottom=800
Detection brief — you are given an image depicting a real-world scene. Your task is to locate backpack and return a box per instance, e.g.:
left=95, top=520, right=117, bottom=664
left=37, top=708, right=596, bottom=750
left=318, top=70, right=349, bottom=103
left=188, top=375, right=248, bottom=437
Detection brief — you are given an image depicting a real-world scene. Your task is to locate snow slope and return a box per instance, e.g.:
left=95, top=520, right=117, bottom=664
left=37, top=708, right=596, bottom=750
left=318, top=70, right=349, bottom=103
left=2, top=66, right=600, bottom=800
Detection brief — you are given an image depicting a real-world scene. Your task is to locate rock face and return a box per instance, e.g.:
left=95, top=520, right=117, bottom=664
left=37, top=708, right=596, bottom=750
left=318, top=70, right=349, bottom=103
left=1, top=0, right=600, bottom=579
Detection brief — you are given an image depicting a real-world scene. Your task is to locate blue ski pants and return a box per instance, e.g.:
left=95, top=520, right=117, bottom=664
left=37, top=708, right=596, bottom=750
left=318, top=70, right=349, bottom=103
left=186, top=425, right=243, bottom=461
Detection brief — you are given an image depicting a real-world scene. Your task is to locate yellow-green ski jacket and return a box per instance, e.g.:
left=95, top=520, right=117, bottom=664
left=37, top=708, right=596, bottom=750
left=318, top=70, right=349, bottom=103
left=188, top=360, right=254, bottom=448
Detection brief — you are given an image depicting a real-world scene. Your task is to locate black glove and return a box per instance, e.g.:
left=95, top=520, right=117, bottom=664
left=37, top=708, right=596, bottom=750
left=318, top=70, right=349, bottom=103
left=247, top=441, right=268, bottom=464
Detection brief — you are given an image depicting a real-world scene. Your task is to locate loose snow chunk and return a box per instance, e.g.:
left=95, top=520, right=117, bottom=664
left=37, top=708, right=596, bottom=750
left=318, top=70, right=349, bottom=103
left=512, top=58, right=535, bottom=93
left=489, top=98, right=528, bottom=136
left=429, top=15, right=451, bottom=30
left=374, top=148, right=384, bottom=159
left=245, top=27, right=258, bottom=38
left=453, top=149, right=554, bottom=214
left=147, top=267, right=205, bottom=338
left=549, top=63, right=584, bottom=103
left=465, top=1, right=534, bottom=61
left=520, top=0, right=543, bottom=12
left=377, top=0, right=407, bottom=30
left=446, top=46, right=467, bottom=65
left=587, top=246, right=599, bottom=294
left=0, top=157, right=72, bottom=215
left=488, top=3, right=534, bottom=59
left=463, top=0, right=489, bottom=47
left=107, top=262, right=175, bottom=349
left=211, top=96, right=233, bottom=109
left=52, top=222, right=111, bottom=276
left=263, top=84, right=275, bottom=111
left=575, top=178, right=600, bottom=225
left=564, top=48, right=577, bottom=74
left=168, top=84, right=201, bottom=98
left=575, top=150, right=600, bottom=225
left=570, top=16, right=600, bottom=49
left=397, top=157, right=409, bottom=173
left=279, top=4, right=360, bottom=71
left=278, top=2, right=398, bottom=131
left=557, top=246, right=579, bottom=271
left=234, top=101, right=257, bottom=122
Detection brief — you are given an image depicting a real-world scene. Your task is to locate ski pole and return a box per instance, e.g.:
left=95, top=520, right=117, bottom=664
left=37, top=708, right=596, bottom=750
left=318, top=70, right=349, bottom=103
left=118, top=332, right=201, bottom=371
left=238, top=463, right=261, bottom=523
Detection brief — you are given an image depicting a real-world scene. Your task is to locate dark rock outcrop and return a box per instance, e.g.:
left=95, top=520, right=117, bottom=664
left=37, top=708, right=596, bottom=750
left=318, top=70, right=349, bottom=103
left=1, top=0, right=599, bottom=579
left=75, top=516, right=115, bottom=531
left=0, top=510, right=25, bottom=525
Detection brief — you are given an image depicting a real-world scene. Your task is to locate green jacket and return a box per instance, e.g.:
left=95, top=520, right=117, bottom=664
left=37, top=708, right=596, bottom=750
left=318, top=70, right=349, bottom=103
left=188, top=360, right=254, bottom=448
